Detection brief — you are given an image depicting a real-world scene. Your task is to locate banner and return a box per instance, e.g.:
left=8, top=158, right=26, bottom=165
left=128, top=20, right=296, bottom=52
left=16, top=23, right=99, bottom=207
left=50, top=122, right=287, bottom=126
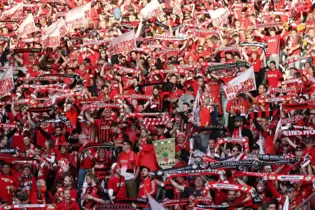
left=140, top=0, right=165, bottom=19
left=153, top=138, right=175, bottom=169
left=65, top=2, right=91, bottom=31
left=0, top=67, right=14, bottom=97
left=223, top=67, right=256, bottom=100
left=0, top=3, right=24, bottom=20
left=109, top=30, right=136, bottom=55
left=15, top=13, right=39, bottom=37
left=281, top=130, right=315, bottom=136
left=208, top=7, right=230, bottom=27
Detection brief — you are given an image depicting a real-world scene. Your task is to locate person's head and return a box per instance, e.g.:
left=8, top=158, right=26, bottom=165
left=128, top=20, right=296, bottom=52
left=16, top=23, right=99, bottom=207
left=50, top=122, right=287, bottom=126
left=175, top=176, right=185, bottom=184
left=2, top=163, right=11, bottom=175
left=294, top=145, right=304, bottom=158
left=55, top=126, right=62, bottom=136
left=170, top=74, right=177, bottom=84
left=141, top=166, right=150, bottom=178
left=290, top=28, right=297, bottom=37
left=0, top=135, right=8, bottom=147
left=269, top=61, right=276, bottom=70
left=267, top=201, right=277, bottom=210
left=85, top=173, right=97, bottom=186
left=234, top=116, right=243, bottom=128
left=197, top=76, right=204, bottom=87
left=251, top=51, right=258, bottom=59
left=122, top=140, right=132, bottom=152
left=153, top=87, right=159, bottom=96
left=156, top=125, right=165, bottom=135
left=140, top=128, right=148, bottom=138
left=176, top=133, right=186, bottom=144
left=23, top=134, right=31, bottom=146
left=98, top=148, right=106, bottom=158
left=36, top=179, right=47, bottom=193
left=63, top=189, right=71, bottom=201
left=263, top=165, right=272, bottom=173
left=286, top=186, right=296, bottom=200
left=208, top=139, right=215, bottom=149
left=232, top=144, right=242, bottom=156
left=64, top=175, right=73, bottom=187
left=258, top=84, right=267, bottom=94
left=182, top=102, right=190, bottom=112
left=305, top=137, right=313, bottom=150
left=269, top=28, right=276, bottom=36
left=102, top=107, right=112, bottom=118
left=65, top=102, right=72, bottom=112
left=111, top=163, right=121, bottom=175
left=195, top=176, right=204, bottom=188
left=227, top=190, right=236, bottom=202
left=256, top=179, right=265, bottom=193
left=110, top=122, right=120, bottom=133
left=22, top=165, right=31, bottom=176
left=225, top=51, right=233, bottom=60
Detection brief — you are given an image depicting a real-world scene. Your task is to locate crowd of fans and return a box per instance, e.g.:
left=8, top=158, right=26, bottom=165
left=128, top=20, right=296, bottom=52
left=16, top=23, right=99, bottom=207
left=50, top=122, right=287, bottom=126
left=0, top=0, right=315, bottom=209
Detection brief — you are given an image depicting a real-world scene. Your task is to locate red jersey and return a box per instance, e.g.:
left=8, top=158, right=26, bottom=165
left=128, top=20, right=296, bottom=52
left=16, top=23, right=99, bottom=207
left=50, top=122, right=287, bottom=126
left=107, top=175, right=127, bottom=199
left=138, top=178, right=156, bottom=198
left=57, top=200, right=80, bottom=210
left=83, top=185, right=105, bottom=210
left=95, top=118, right=114, bottom=143
left=263, top=35, right=281, bottom=55
left=266, top=69, right=282, bottom=88
left=0, top=174, right=19, bottom=203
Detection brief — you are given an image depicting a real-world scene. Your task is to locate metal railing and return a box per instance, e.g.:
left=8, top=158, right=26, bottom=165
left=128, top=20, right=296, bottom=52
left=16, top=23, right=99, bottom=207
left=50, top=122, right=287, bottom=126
left=295, top=191, right=315, bottom=210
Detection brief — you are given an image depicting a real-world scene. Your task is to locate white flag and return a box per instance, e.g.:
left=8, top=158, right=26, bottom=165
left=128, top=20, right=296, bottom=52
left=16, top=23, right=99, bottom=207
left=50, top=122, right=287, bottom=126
left=65, top=2, right=91, bottom=31
left=15, top=13, right=39, bottom=37
left=0, top=3, right=24, bottom=20
left=147, top=193, right=165, bottom=210
left=140, top=0, right=164, bottom=19
left=209, top=7, right=230, bottom=27
left=0, top=67, right=14, bottom=98
left=223, top=66, right=256, bottom=100
left=109, top=30, right=136, bottom=55
left=42, top=18, right=68, bottom=48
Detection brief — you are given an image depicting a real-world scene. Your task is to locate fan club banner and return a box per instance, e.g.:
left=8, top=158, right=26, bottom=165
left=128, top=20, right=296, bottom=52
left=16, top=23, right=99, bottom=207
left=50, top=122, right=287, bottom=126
left=109, top=30, right=136, bottom=55
left=65, top=2, right=91, bottom=31
left=223, top=67, right=256, bottom=100
left=208, top=7, right=230, bottom=27
left=153, top=138, right=175, bottom=169
left=140, top=0, right=165, bottom=19
left=0, top=67, right=14, bottom=98
left=15, top=13, right=39, bottom=37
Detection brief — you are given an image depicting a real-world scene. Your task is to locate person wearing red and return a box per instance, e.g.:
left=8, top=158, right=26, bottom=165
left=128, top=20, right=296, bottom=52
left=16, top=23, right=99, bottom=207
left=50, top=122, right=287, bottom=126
left=77, top=137, right=95, bottom=189
left=107, top=163, right=127, bottom=202
left=82, top=172, right=105, bottom=210
left=138, top=166, right=156, bottom=199
left=0, top=163, right=19, bottom=203
left=93, top=148, right=112, bottom=181
left=266, top=61, right=283, bottom=88
left=17, top=165, right=37, bottom=197
left=57, top=189, right=80, bottom=210
left=30, top=179, right=54, bottom=205
left=117, top=140, right=139, bottom=198
left=55, top=175, right=77, bottom=203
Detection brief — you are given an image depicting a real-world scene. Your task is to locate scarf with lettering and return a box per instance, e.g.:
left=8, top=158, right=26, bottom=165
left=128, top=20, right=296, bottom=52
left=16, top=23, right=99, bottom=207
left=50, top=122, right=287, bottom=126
left=239, top=42, right=268, bottom=53
left=206, top=62, right=250, bottom=72
left=214, top=138, right=250, bottom=154
left=81, top=103, right=122, bottom=111
left=141, top=117, right=174, bottom=126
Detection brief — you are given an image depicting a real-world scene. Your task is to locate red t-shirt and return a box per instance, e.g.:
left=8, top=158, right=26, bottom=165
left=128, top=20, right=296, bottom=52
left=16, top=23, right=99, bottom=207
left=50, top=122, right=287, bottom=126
left=266, top=69, right=282, bottom=88
left=263, top=35, right=281, bottom=55
left=107, top=175, right=127, bottom=199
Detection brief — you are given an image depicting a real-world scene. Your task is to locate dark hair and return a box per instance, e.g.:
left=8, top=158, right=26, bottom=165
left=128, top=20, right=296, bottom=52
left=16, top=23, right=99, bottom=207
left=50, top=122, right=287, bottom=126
left=123, top=140, right=132, bottom=147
